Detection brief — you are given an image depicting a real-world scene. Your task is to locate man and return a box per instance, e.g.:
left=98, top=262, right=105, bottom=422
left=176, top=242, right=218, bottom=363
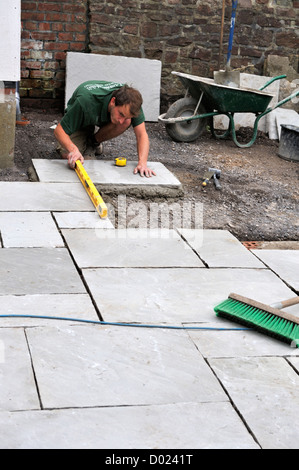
left=54, top=80, right=156, bottom=177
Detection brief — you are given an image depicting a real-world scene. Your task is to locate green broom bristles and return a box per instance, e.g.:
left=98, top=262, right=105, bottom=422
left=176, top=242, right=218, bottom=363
left=214, top=294, right=299, bottom=348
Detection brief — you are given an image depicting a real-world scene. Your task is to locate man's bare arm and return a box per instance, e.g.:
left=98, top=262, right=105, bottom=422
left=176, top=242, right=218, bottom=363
left=133, top=123, right=156, bottom=177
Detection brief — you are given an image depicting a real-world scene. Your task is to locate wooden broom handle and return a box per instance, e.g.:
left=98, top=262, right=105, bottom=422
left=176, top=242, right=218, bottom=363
left=218, top=0, right=226, bottom=70
left=271, top=297, right=299, bottom=309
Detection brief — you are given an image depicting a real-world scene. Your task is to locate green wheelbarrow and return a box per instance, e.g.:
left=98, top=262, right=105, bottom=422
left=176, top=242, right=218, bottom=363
left=158, top=71, right=299, bottom=148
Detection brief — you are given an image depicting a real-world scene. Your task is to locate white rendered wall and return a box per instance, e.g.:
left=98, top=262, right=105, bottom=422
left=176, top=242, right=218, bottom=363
left=0, top=0, right=21, bottom=81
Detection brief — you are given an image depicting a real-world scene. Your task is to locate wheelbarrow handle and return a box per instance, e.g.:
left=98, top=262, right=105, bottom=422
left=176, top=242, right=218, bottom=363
left=272, top=89, right=299, bottom=110
left=259, top=75, right=286, bottom=91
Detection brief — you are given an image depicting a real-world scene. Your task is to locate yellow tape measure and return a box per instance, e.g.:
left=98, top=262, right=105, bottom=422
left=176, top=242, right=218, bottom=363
left=115, top=157, right=127, bottom=167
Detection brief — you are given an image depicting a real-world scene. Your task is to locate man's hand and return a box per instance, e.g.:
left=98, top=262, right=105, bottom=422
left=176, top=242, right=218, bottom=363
left=134, top=164, right=156, bottom=178
left=54, top=123, right=84, bottom=169
left=67, top=149, right=84, bottom=169
left=133, top=123, right=156, bottom=178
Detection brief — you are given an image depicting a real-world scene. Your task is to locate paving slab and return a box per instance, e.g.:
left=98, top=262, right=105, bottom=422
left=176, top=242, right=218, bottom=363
left=0, top=328, right=39, bottom=411
left=252, top=249, right=299, bottom=291
left=179, top=229, right=265, bottom=268
left=32, top=160, right=183, bottom=197
left=53, top=211, right=114, bottom=229
left=0, top=294, right=99, bottom=328
left=26, top=325, right=227, bottom=409
left=288, top=357, right=299, bottom=374
left=82, top=267, right=296, bottom=324
left=187, top=322, right=299, bottom=358
left=0, top=248, right=86, bottom=295
left=0, top=212, right=64, bottom=247
left=62, top=228, right=204, bottom=268
left=267, top=108, right=299, bottom=140
left=65, top=52, right=162, bottom=121
left=209, top=357, right=299, bottom=449
left=0, top=402, right=259, bottom=449
left=0, top=203, right=297, bottom=450
left=0, top=182, right=94, bottom=212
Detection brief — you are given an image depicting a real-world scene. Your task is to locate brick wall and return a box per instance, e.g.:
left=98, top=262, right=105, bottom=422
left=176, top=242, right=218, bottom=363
left=20, top=0, right=88, bottom=109
left=20, top=0, right=299, bottom=110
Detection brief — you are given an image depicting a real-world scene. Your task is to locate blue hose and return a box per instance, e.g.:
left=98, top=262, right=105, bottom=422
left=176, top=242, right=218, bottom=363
left=0, top=314, right=249, bottom=331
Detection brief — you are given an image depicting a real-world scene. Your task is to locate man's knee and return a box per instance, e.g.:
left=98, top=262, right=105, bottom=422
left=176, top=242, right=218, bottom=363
left=117, top=118, right=131, bottom=133
left=95, top=120, right=131, bottom=143
left=56, top=128, right=90, bottom=157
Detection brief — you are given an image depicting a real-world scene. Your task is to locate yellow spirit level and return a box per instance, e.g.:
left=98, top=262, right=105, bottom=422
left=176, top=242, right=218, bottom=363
left=75, top=161, right=108, bottom=219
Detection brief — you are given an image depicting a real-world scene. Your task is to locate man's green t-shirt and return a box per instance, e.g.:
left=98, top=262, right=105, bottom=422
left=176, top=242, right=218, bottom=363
left=60, top=81, right=145, bottom=136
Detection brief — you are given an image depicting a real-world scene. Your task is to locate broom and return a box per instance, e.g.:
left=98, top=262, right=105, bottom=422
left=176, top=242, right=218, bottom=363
left=214, top=293, right=299, bottom=347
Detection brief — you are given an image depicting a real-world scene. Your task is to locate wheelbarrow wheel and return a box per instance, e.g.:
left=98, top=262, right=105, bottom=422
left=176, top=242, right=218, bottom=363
left=164, top=97, right=208, bottom=142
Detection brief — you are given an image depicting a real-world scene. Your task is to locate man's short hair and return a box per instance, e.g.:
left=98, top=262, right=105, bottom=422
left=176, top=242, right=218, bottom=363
left=112, top=85, right=143, bottom=117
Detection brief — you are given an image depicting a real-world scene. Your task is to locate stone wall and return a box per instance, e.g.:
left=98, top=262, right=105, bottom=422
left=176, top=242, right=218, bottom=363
left=20, top=0, right=299, bottom=110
